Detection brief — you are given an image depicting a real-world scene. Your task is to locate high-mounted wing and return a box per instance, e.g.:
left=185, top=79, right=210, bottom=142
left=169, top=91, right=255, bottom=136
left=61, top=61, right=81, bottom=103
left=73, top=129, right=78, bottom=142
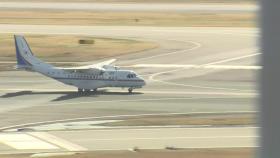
left=95, top=59, right=116, bottom=68
left=58, top=66, right=104, bottom=74
left=56, top=59, right=116, bottom=73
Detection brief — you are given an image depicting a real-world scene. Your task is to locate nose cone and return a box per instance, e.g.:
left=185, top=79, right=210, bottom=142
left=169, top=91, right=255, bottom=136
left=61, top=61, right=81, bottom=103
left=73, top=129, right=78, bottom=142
left=139, top=77, right=146, bottom=86
left=142, top=79, right=146, bottom=86
left=137, top=76, right=146, bottom=87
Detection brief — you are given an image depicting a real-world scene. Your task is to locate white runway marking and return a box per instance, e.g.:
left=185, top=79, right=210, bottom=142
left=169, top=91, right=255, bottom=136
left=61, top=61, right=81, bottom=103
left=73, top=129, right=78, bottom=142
left=149, top=70, right=255, bottom=91
left=0, top=133, right=59, bottom=150
left=131, top=64, right=261, bottom=70
left=129, top=40, right=201, bottom=62
left=29, top=132, right=88, bottom=151
left=202, top=52, right=261, bottom=66
left=149, top=49, right=260, bottom=91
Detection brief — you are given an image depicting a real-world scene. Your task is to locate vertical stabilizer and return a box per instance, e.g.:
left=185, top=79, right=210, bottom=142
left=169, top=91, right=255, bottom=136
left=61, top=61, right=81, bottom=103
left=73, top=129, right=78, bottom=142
left=14, top=35, right=34, bottom=68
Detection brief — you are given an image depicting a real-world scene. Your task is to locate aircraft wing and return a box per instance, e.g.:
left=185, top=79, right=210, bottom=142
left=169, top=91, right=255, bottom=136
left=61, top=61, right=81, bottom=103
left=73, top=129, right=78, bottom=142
left=57, top=59, right=116, bottom=73
left=94, top=59, right=116, bottom=68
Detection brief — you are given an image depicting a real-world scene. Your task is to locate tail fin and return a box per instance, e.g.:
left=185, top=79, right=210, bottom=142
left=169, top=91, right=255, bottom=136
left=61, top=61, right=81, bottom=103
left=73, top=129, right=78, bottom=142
left=14, top=35, right=34, bottom=69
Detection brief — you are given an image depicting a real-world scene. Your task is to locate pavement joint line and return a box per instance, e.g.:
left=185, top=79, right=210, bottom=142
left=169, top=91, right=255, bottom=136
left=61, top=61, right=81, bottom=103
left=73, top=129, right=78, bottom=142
left=28, top=132, right=88, bottom=151
left=0, top=133, right=59, bottom=150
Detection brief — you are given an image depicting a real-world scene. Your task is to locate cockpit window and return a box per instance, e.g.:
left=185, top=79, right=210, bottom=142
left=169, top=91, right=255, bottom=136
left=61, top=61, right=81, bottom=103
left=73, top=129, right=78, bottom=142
left=127, top=74, right=136, bottom=78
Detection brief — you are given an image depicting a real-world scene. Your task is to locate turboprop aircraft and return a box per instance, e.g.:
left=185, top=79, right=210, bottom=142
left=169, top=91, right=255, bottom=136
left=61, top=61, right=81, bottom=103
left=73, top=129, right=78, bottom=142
left=14, top=35, right=146, bottom=93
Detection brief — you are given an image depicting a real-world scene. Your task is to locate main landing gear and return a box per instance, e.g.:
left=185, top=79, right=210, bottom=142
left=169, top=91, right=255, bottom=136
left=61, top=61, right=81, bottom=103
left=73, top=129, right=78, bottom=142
left=78, top=88, right=83, bottom=93
left=78, top=88, right=97, bottom=94
left=128, top=88, right=133, bottom=94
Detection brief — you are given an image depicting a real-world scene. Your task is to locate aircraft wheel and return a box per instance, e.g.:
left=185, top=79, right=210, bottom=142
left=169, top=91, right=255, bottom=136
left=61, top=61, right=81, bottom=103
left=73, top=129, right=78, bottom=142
left=85, top=89, right=91, bottom=93
left=128, top=88, right=133, bottom=93
left=78, top=88, right=83, bottom=93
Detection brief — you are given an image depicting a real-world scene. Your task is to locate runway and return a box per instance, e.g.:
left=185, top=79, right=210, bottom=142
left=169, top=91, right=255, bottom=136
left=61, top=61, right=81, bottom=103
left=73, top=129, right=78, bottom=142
left=0, top=2, right=257, bottom=13
left=0, top=127, right=257, bottom=153
left=0, top=25, right=258, bottom=153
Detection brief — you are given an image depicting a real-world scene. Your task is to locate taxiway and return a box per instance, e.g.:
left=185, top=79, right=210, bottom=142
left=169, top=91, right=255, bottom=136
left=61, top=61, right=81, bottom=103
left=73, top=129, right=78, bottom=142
left=0, top=25, right=258, bottom=153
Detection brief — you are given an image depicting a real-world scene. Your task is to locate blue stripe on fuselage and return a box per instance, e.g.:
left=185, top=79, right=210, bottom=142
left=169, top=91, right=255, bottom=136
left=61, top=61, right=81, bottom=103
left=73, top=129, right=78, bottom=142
left=53, top=77, right=143, bottom=82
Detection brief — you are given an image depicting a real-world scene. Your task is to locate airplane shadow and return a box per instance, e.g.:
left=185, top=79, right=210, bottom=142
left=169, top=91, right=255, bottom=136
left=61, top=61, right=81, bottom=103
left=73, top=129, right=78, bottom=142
left=1, top=90, right=143, bottom=102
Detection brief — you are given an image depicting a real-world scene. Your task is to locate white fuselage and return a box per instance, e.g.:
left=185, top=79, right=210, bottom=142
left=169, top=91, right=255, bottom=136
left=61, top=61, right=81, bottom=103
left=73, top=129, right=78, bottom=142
left=44, top=68, right=145, bottom=89
left=23, top=63, right=145, bottom=90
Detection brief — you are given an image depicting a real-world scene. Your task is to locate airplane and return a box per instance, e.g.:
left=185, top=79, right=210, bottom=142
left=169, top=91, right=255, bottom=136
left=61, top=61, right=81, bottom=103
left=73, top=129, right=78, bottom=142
left=14, top=35, right=146, bottom=93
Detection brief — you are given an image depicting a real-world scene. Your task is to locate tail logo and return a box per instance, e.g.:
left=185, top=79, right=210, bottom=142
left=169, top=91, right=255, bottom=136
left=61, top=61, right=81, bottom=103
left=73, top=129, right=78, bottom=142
left=15, top=35, right=33, bottom=67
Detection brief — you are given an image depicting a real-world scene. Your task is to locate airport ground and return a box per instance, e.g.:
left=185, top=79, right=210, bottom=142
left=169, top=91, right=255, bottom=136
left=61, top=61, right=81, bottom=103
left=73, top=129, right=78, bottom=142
left=0, top=25, right=258, bottom=157
left=0, top=11, right=255, bottom=27
left=0, top=1, right=258, bottom=157
left=0, top=0, right=256, bottom=4
left=0, top=148, right=254, bottom=158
